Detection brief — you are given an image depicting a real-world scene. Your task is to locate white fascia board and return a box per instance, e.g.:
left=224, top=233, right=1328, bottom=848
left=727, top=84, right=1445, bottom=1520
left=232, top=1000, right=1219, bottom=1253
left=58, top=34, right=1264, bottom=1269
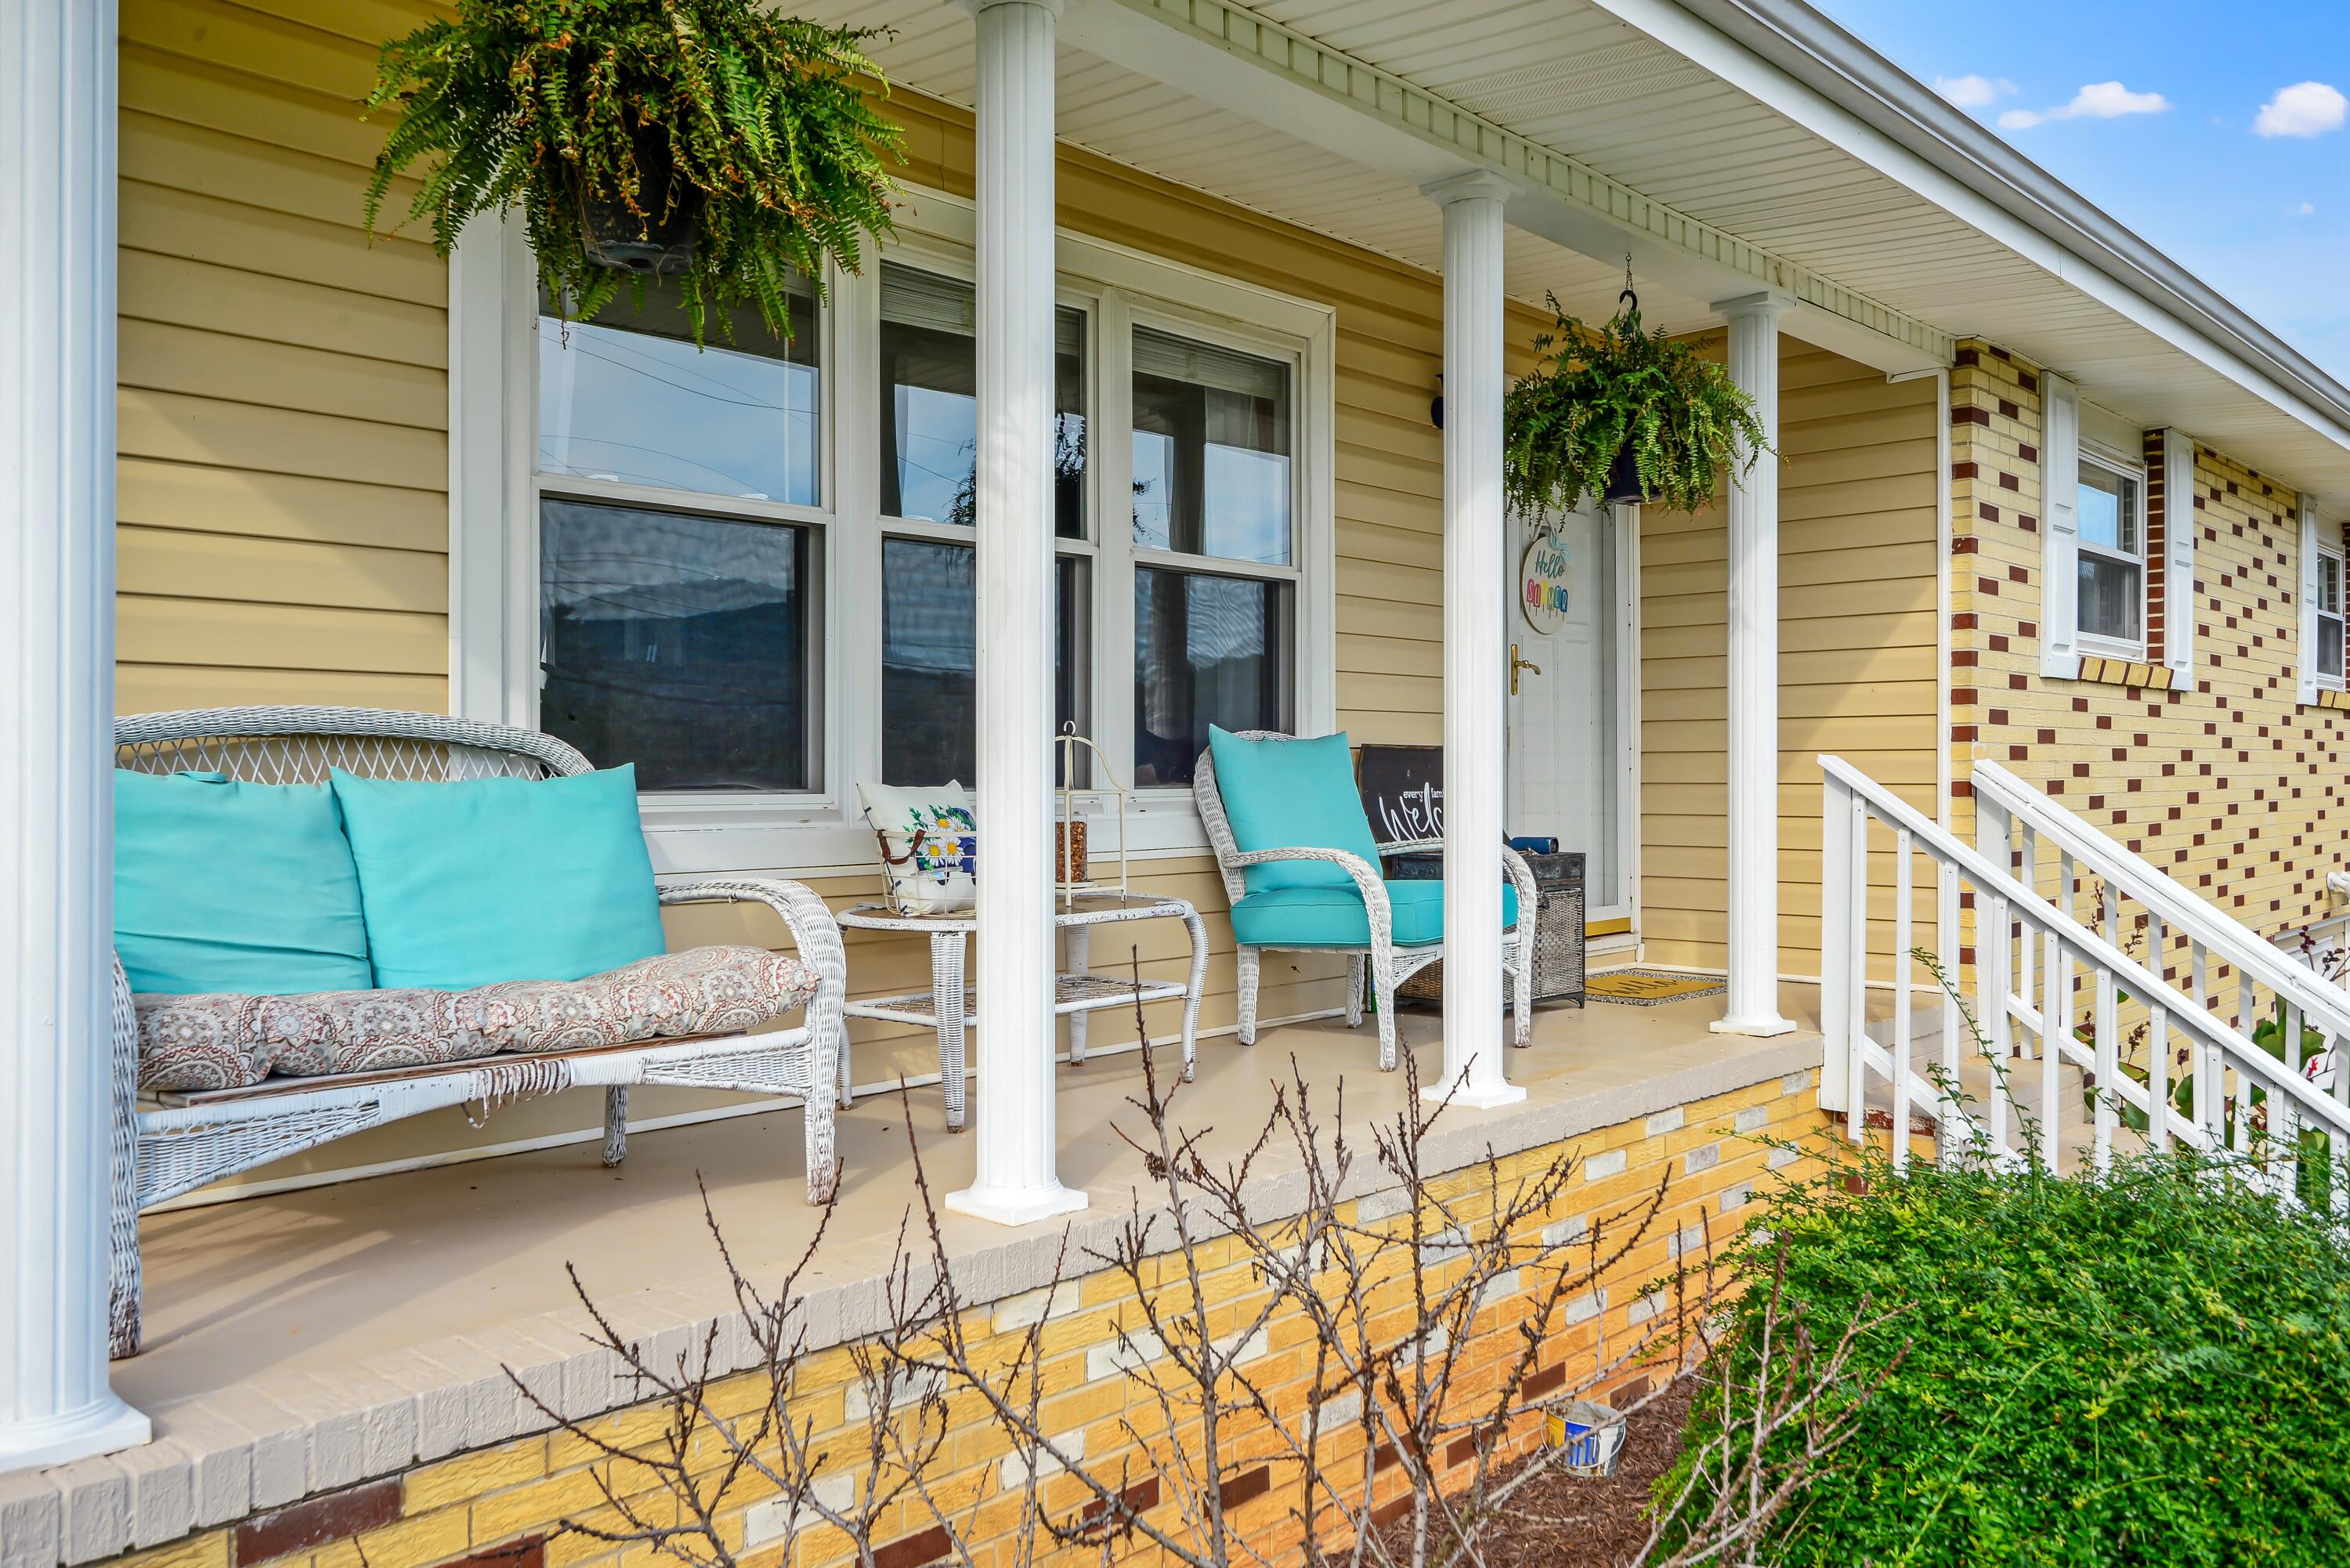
left=1590, top=0, right=2350, bottom=456
left=1062, top=0, right=1952, bottom=374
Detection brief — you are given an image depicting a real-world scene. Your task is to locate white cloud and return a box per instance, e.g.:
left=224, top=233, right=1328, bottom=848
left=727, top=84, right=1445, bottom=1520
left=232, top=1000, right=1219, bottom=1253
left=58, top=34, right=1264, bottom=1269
left=1935, top=74, right=2016, bottom=109
left=2254, top=81, right=2347, bottom=138
left=2296, top=201, right=2318, bottom=217
left=1998, top=81, right=2171, bottom=130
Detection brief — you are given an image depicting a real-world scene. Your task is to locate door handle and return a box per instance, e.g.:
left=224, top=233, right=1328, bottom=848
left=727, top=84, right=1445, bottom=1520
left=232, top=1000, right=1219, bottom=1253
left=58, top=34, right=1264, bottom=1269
left=1509, top=642, right=1542, bottom=696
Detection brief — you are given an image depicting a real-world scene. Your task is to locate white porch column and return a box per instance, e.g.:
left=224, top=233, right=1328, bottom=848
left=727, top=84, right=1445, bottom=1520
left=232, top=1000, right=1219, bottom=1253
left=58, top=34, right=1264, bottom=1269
left=947, top=0, right=1087, bottom=1227
left=1426, top=173, right=1524, bottom=1108
left=1710, top=292, right=1797, bottom=1039
left=2, top=0, right=152, bottom=1472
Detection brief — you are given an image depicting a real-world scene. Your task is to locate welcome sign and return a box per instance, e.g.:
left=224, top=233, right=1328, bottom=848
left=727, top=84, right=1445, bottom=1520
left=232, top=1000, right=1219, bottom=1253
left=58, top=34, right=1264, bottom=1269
left=1520, top=534, right=1571, bottom=634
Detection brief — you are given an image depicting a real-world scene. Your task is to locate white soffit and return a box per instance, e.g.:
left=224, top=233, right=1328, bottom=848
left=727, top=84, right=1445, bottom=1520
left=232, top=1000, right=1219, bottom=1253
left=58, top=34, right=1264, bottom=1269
left=831, top=0, right=2350, bottom=504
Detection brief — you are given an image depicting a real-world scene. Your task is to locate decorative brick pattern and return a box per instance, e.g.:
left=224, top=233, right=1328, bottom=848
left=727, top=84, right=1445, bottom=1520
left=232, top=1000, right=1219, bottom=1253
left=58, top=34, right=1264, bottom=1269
left=230, top=1480, right=401, bottom=1566
left=1947, top=336, right=2350, bottom=1025
left=98, top=1079, right=1831, bottom=1568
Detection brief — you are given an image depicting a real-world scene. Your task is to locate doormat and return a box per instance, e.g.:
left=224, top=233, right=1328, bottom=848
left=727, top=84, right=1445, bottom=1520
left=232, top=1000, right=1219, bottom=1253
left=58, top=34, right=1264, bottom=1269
left=1586, top=968, right=1726, bottom=1006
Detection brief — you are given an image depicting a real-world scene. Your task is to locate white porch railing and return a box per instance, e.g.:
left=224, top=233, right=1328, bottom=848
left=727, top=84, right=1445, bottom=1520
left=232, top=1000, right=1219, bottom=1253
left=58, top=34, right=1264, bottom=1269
left=1818, top=755, right=2350, bottom=1201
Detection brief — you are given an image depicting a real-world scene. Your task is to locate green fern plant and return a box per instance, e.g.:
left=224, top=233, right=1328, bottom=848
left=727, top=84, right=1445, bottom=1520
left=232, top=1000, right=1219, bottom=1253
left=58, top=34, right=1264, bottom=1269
left=363, top=0, right=905, bottom=346
left=1502, top=293, right=1772, bottom=516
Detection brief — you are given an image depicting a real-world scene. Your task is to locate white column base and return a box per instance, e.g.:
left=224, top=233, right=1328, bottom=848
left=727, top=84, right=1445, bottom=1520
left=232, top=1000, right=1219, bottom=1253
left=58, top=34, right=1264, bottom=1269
left=1710, top=1013, right=1798, bottom=1039
left=0, top=1395, right=150, bottom=1476
left=944, top=1183, right=1090, bottom=1227
left=1424, top=1079, right=1529, bottom=1110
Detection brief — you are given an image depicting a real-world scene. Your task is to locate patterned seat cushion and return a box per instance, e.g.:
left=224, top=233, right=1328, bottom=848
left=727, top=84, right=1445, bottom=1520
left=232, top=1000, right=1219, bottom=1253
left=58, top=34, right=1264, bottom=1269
left=135, top=945, right=818, bottom=1092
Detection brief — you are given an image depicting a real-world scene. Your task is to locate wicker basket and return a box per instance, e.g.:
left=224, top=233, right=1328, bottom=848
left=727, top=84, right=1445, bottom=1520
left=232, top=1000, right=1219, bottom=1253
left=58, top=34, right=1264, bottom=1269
left=1388, top=850, right=1586, bottom=1006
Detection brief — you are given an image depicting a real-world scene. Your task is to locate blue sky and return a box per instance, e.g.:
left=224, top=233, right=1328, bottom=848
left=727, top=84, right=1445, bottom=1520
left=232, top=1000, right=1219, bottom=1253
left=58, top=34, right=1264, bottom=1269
left=1816, top=0, right=2350, bottom=380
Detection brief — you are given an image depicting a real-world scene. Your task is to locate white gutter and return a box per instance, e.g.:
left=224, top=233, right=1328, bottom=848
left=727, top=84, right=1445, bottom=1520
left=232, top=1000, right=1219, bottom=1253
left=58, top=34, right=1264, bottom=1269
left=1600, top=0, right=2350, bottom=455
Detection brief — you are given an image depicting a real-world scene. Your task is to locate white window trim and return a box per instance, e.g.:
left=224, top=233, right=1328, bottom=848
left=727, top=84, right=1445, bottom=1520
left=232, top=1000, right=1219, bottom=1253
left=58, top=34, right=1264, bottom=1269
left=449, top=184, right=1339, bottom=876
left=2159, top=427, right=2195, bottom=681
left=2318, top=538, right=2345, bottom=695
left=2302, top=493, right=2341, bottom=703
left=2073, top=443, right=2149, bottom=663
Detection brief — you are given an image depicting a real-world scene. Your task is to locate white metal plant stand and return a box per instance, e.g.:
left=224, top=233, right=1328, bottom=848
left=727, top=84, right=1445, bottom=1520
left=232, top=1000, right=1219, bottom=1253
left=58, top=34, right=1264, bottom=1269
left=839, top=892, right=1208, bottom=1131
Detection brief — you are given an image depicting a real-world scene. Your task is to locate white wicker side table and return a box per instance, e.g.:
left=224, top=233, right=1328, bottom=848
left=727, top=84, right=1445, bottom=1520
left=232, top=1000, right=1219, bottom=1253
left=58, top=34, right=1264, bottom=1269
left=837, top=892, right=1209, bottom=1130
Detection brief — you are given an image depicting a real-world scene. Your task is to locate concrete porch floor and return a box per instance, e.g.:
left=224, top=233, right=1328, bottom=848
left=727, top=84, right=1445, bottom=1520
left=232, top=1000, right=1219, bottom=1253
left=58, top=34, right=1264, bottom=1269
left=89, top=981, right=1836, bottom=1528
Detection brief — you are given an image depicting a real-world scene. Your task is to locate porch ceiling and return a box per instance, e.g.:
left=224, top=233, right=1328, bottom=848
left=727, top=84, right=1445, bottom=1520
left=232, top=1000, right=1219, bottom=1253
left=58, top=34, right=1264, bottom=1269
left=824, top=0, right=2350, bottom=507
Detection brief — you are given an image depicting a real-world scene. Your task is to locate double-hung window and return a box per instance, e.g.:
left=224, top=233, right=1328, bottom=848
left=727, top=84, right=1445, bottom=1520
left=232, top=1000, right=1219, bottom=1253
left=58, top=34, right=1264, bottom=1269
left=2074, top=452, right=2146, bottom=656
left=468, top=193, right=1332, bottom=862
left=1130, top=325, right=1297, bottom=786
left=2319, top=540, right=2345, bottom=690
left=534, top=279, right=825, bottom=794
left=876, top=262, right=1090, bottom=785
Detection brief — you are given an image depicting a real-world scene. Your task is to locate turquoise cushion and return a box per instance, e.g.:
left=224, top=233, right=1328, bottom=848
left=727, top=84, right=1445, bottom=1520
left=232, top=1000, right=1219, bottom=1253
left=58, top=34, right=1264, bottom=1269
left=330, top=766, right=666, bottom=990
left=1207, top=727, right=1385, bottom=896
left=114, top=770, right=373, bottom=995
left=1229, top=879, right=1518, bottom=950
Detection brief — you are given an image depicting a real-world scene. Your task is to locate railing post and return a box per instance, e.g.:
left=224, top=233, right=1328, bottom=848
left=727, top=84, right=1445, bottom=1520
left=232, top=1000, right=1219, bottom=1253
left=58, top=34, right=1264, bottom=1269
left=1819, top=765, right=1856, bottom=1116
left=2146, top=912, right=2171, bottom=1152
left=1892, top=828, right=1914, bottom=1172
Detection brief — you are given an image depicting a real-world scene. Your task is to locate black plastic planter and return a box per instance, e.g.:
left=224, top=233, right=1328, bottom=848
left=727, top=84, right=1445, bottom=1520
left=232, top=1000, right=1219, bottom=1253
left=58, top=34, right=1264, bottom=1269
left=580, top=126, right=702, bottom=277
left=1600, top=440, right=1650, bottom=507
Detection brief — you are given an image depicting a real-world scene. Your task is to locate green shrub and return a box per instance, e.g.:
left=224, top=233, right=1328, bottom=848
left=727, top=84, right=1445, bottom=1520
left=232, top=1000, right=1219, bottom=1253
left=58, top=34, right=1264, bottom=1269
left=1658, top=1147, right=2350, bottom=1566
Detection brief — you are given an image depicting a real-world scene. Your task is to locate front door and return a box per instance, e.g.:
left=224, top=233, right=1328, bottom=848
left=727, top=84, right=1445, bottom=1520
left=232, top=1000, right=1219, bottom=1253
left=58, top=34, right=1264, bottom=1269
left=1506, top=505, right=1632, bottom=923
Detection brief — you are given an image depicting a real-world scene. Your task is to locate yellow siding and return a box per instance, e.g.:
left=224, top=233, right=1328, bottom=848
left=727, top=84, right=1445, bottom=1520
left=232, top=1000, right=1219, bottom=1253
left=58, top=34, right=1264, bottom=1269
left=1638, top=340, right=1942, bottom=979
left=116, top=0, right=450, bottom=717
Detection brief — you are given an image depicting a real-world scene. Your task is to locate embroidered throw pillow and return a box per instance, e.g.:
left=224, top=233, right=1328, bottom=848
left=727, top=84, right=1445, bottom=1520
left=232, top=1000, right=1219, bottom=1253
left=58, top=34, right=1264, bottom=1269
left=858, top=782, right=977, bottom=916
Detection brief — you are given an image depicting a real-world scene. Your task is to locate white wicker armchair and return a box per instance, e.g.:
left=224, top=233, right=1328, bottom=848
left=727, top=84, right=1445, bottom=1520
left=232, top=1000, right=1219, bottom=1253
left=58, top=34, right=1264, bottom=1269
left=107, top=707, right=848, bottom=1358
left=1194, top=732, right=1536, bottom=1070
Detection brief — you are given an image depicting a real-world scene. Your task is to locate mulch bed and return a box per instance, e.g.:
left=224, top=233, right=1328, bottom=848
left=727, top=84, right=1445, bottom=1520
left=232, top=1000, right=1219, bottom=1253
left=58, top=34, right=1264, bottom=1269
left=1376, top=1373, right=1700, bottom=1566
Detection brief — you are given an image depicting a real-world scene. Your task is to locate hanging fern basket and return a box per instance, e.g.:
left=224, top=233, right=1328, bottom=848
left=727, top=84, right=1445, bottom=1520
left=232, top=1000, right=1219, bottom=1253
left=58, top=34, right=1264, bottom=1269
left=579, top=123, right=703, bottom=277
left=363, top=0, right=906, bottom=349
left=1503, top=273, right=1773, bottom=519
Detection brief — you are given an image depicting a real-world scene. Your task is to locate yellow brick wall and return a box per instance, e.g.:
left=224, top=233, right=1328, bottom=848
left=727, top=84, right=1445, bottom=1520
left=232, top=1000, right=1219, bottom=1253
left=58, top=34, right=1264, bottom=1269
left=105, top=1076, right=1832, bottom=1568
left=1946, top=338, right=2350, bottom=1022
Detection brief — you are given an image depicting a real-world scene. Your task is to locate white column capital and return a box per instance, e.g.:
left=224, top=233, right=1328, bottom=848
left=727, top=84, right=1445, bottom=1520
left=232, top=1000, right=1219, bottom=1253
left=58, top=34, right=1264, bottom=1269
left=1709, top=289, right=1801, bottom=325
left=965, top=0, right=1068, bottom=15
left=1421, top=168, right=1523, bottom=208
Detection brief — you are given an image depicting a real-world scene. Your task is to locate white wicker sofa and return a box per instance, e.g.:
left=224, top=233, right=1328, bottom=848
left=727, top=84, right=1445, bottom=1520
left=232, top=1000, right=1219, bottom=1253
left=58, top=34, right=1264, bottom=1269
left=1195, top=730, right=1537, bottom=1070
left=107, top=706, right=848, bottom=1357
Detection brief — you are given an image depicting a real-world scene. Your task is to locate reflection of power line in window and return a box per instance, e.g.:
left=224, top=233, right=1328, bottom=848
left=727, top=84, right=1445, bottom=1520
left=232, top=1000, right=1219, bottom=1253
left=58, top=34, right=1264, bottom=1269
left=537, top=436, right=777, bottom=498
left=563, top=335, right=802, bottom=412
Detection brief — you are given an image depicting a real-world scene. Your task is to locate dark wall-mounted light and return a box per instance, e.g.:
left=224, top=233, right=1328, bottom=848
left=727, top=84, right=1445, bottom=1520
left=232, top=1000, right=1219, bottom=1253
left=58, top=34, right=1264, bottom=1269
left=1430, top=373, right=1444, bottom=429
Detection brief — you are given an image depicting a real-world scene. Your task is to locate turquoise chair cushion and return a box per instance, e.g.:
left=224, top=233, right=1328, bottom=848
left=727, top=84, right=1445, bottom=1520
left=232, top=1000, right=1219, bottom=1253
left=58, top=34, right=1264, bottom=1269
left=330, top=765, right=667, bottom=990
left=114, top=770, right=374, bottom=995
left=1207, top=727, right=1385, bottom=896
left=1229, top=879, right=1519, bottom=950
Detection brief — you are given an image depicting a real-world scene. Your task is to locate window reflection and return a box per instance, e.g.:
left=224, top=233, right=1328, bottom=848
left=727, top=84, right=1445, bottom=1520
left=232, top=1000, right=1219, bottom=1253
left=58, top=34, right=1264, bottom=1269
left=879, top=264, right=1086, bottom=537
left=2077, top=461, right=2142, bottom=645
left=1132, top=327, right=1291, bottom=565
left=881, top=540, right=1087, bottom=785
left=1133, top=568, right=1291, bottom=786
left=538, top=281, right=819, bottom=505
left=540, top=499, right=813, bottom=792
